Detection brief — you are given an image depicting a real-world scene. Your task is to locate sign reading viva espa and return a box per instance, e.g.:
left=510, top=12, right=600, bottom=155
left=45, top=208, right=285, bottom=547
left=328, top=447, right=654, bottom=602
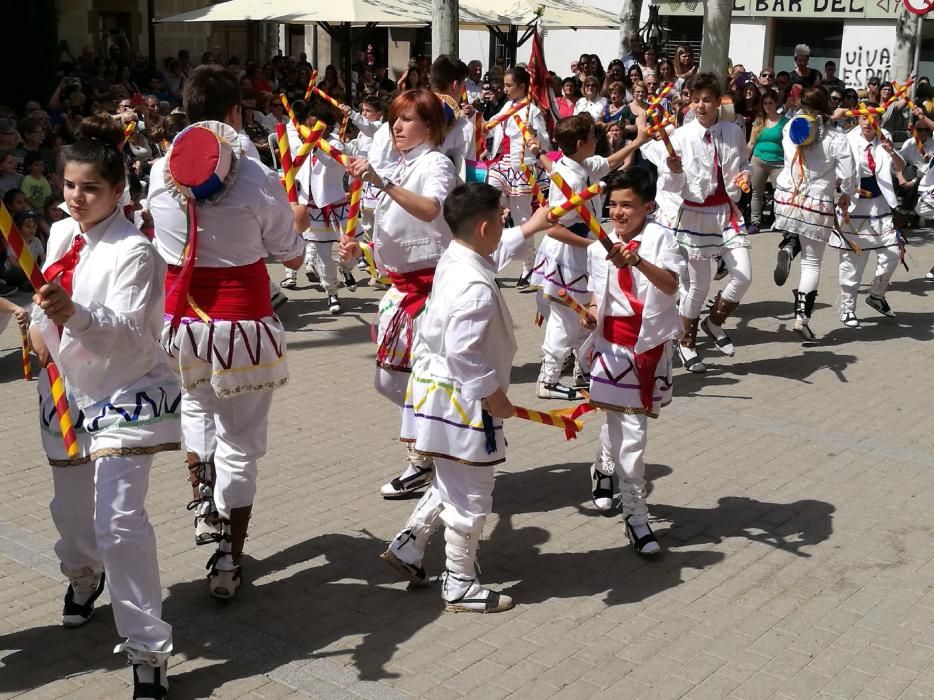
left=661, top=0, right=904, bottom=17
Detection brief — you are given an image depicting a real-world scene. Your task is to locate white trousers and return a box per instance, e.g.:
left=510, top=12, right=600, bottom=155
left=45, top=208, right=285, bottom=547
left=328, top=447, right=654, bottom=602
left=679, top=247, right=753, bottom=319
left=838, top=248, right=900, bottom=313
left=49, top=456, right=172, bottom=656
left=505, top=194, right=536, bottom=272
left=283, top=241, right=353, bottom=295
left=601, top=412, right=649, bottom=525
left=797, top=237, right=827, bottom=294
left=539, top=302, right=591, bottom=384
left=181, top=384, right=272, bottom=518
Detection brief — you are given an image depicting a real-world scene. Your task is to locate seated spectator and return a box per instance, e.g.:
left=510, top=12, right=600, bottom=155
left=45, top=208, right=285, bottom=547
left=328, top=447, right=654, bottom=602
left=21, top=152, right=52, bottom=210
left=0, top=149, right=23, bottom=198
left=2, top=209, right=44, bottom=291
left=3, top=188, right=27, bottom=216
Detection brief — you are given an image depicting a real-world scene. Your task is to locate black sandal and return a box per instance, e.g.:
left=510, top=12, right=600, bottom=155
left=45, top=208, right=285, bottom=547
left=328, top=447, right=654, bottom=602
left=625, top=515, right=660, bottom=556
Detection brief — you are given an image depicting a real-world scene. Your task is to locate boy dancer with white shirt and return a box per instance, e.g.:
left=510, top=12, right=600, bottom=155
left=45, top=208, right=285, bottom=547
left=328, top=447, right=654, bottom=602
left=531, top=113, right=647, bottom=400
left=660, top=73, right=751, bottom=374
left=583, top=168, right=685, bottom=553
left=381, top=184, right=554, bottom=612
left=835, top=110, right=905, bottom=325
left=281, top=98, right=355, bottom=313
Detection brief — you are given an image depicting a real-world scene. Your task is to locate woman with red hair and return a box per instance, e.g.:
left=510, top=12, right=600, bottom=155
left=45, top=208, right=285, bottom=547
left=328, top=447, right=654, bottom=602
left=343, top=88, right=458, bottom=498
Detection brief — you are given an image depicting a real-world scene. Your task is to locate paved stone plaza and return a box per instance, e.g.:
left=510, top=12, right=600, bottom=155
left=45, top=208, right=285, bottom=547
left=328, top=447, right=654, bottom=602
left=1, top=230, right=933, bottom=699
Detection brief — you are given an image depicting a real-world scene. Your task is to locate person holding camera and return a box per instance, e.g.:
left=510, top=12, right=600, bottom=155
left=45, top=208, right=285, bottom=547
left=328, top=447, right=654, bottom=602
left=480, top=75, right=507, bottom=121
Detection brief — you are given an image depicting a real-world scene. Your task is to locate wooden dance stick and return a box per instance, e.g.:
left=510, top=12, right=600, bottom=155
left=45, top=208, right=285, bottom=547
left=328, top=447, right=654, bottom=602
left=312, top=85, right=344, bottom=110
left=304, top=69, right=319, bottom=100
left=483, top=97, right=531, bottom=131
left=513, top=405, right=584, bottom=440
left=645, top=82, right=674, bottom=118
left=473, top=112, right=484, bottom=160
left=512, top=114, right=546, bottom=206
left=20, top=326, right=30, bottom=381
left=646, top=109, right=677, bottom=158
left=280, top=94, right=299, bottom=131
left=120, top=121, right=137, bottom=150
left=549, top=171, right=615, bottom=254
left=275, top=124, right=298, bottom=203
left=556, top=289, right=594, bottom=323
left=546, top=183, right=602, bottom=223
left=846, top=102, right=887, bottom=140
left=0, top=202, right=78, bottom=456
left=886, top=78, right=915, bottom=111
left=343, top=178, right=363, bottom=241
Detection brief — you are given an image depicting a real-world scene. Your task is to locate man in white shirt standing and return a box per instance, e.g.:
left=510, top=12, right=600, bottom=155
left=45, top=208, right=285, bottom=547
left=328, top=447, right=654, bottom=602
left=147, top=65, right=305, bottom=600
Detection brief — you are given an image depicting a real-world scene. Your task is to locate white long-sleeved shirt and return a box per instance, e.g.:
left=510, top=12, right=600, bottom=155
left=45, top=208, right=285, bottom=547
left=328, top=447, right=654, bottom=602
left=489, top=100, right=551, bottom=168
left=148, top=151, right=304, bottom=268
left=899, top=136, right=934, bottom=172
left=288, top=123, right=346, bottom=208
left=776, top=124, right=857, bottom=201
left=658, top=118, right=749, bottom=204
left=347, top=110, right=382, bottom=157
left=372, top=143, right=458, bottom=273
left=548, top=155, right=610, bottom=230
left=40, top=207, right=176, bottom=409
left=846, top=127, right=900, bottom=208
left=586, top=220, right=686, bottom=354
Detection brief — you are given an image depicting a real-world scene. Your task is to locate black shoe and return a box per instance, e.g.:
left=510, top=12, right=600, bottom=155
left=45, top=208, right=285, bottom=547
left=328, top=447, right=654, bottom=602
left=343, top=272, right=357, bottom=291
left=591, top=465, right=615, bottom=512
left=713, top=256, right=728, bottom=281
left=515, top=273, right=531, bottom=291
left=774, top=247, right=793, bottom=286
left=536, top=381, right=581, bottom=400
left=865, top=294, right=895, bottom=318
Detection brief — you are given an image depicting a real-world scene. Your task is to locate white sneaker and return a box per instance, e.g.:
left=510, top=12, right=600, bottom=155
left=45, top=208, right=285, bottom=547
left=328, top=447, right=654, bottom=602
left=441, top=571, right=514, bottom=613
left=62, top=572, right=106, bottom=628
left=207, top=551, right=241, bottom=599
left=327, top=295, right=342, bottom=314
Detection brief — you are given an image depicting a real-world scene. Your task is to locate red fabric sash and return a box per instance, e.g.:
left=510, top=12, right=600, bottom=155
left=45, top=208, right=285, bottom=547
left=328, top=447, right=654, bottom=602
left=164, top=258, right=273, bottom=322
left=604, top=318, right=664, bottom=413
left=387, top=268, right=435, bottom=317
left=603, top=245, right=664, bottom=412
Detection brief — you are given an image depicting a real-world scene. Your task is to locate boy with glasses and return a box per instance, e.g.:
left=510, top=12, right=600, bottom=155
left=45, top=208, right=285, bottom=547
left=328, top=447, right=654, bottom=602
left=758, top=68, right=775, bottom=88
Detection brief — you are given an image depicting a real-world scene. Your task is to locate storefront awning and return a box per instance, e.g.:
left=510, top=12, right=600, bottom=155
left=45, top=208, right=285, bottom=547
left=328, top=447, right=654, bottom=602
left=155, top=0, right=510, bottom=27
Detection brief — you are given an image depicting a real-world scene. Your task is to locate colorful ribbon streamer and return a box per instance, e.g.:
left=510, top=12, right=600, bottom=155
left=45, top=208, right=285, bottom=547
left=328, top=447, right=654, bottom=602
left=513, top=405, right=584, bottom=441
left=0, top=201, right=78, bottom=457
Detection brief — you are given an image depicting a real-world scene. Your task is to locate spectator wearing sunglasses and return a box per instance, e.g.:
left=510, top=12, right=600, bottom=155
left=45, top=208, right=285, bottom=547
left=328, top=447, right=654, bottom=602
left=758, top=67, right=775, bottom=88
